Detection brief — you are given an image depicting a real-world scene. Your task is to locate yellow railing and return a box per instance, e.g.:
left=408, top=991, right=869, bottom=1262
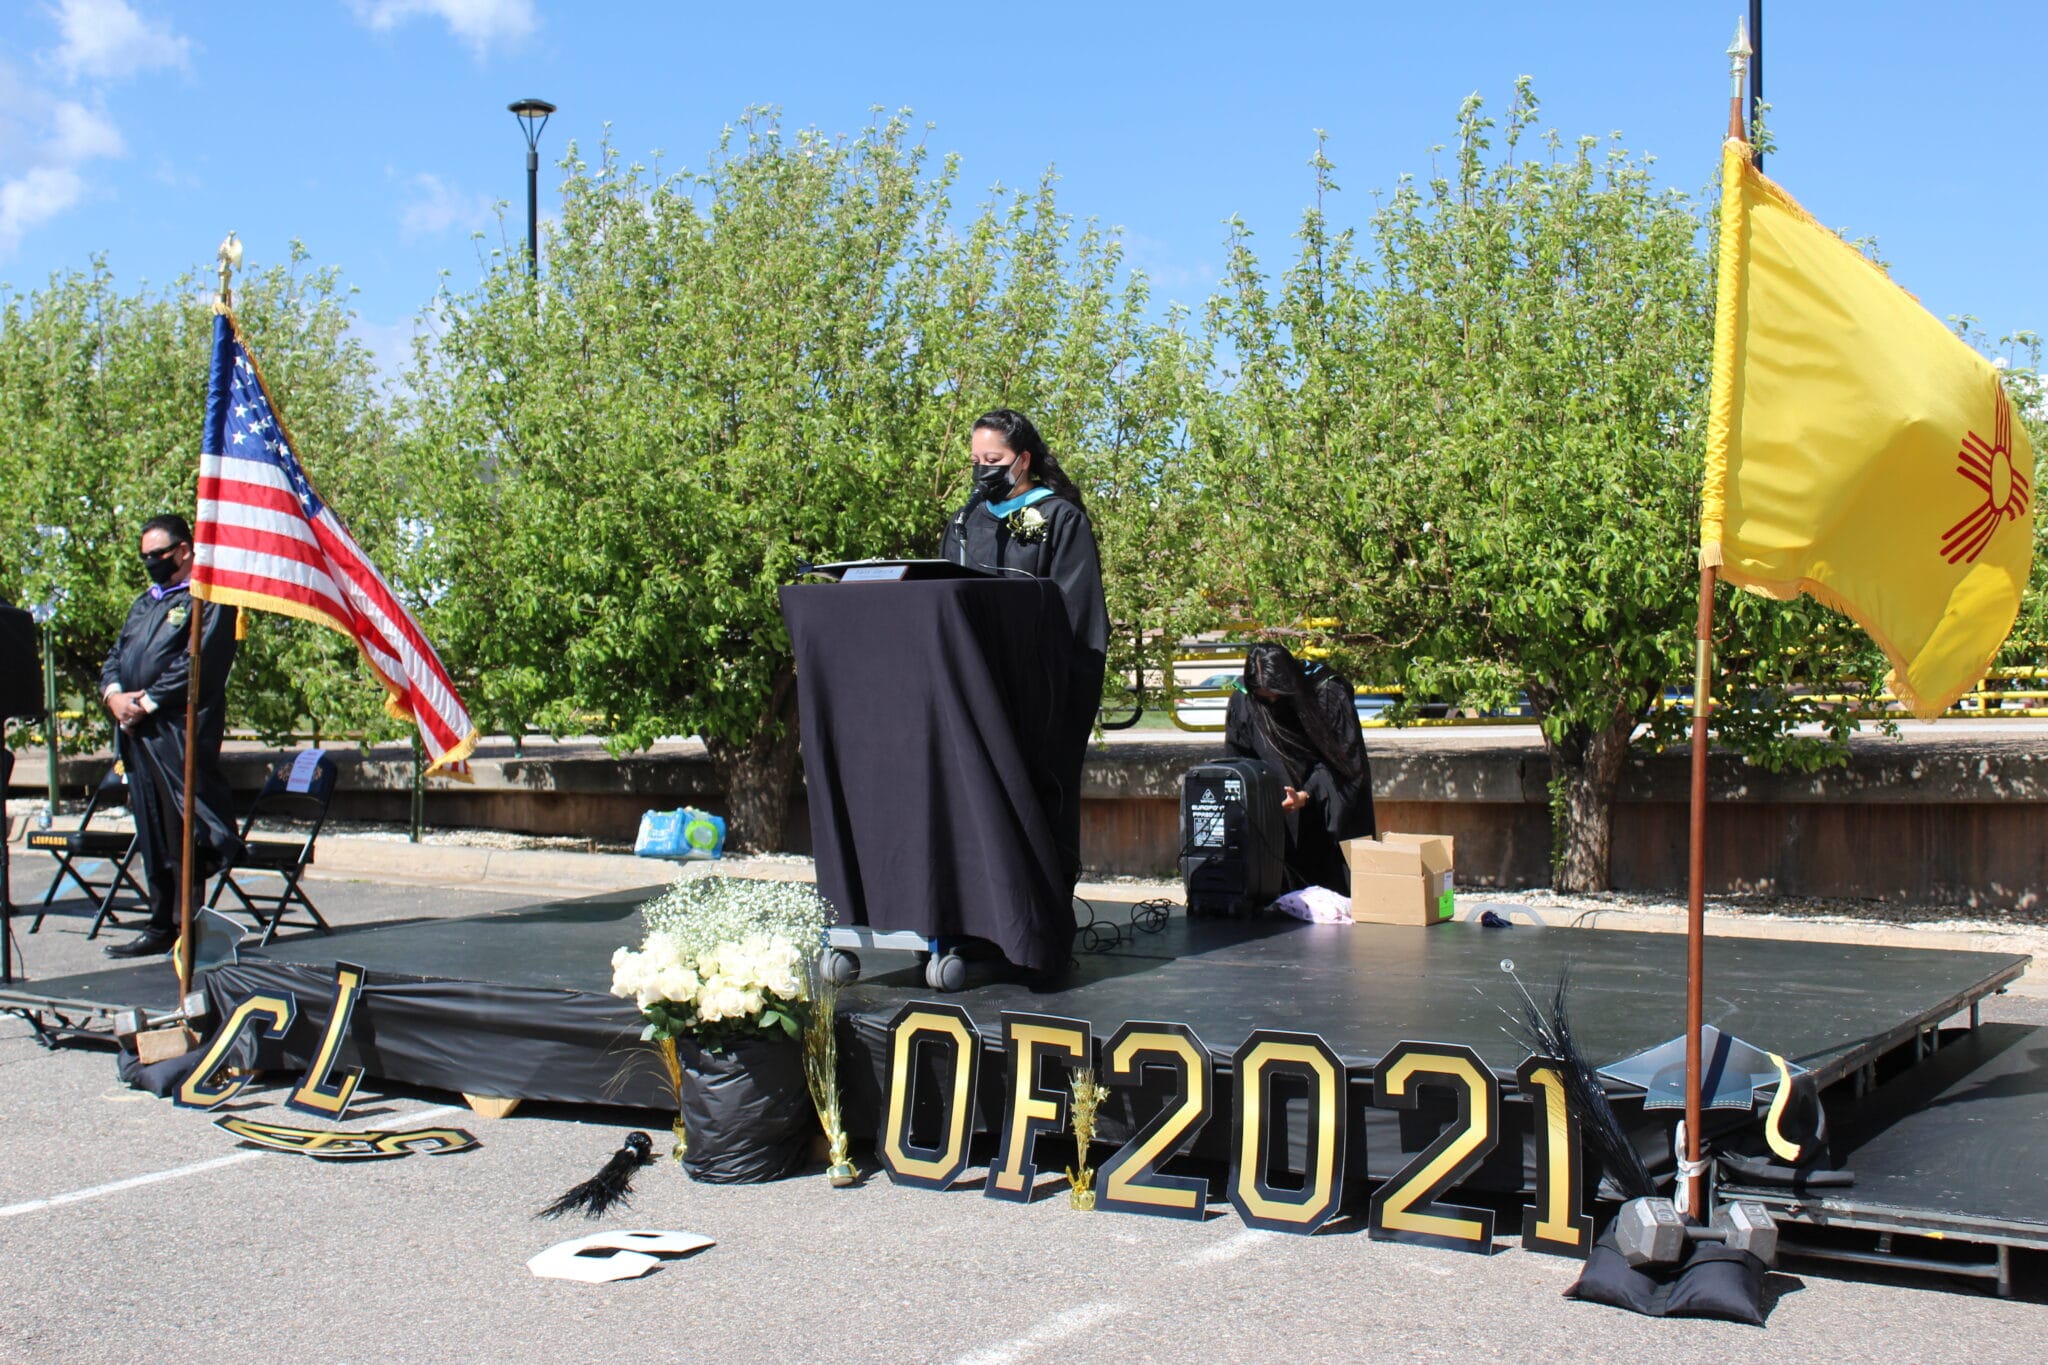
left=1167, top=650, right=2048, bottom=733
left=1645, top=667, right=2048, bottom=721
left=1163, top=642, right=1535, bottom=734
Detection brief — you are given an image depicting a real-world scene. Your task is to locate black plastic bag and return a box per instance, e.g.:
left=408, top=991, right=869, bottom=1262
left=672, top=1034, right=813, bottom=1184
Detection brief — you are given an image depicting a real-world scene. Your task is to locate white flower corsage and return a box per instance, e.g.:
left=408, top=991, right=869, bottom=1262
left=1005, top=505, right=1050, bottom=544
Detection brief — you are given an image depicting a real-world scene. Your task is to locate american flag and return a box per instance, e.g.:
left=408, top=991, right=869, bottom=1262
left=191, top=312, right=478, bottom=775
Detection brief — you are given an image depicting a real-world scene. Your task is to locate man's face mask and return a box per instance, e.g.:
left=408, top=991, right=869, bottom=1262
left=142, top=547, right=181, bottom=586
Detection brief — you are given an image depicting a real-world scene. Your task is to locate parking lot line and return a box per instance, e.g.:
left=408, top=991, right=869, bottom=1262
left=0, top=1102, right=465, bottom=1219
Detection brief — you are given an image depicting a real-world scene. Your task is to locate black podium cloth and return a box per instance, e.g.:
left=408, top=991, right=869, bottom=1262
left=781, top=578, right=1076, bottom=974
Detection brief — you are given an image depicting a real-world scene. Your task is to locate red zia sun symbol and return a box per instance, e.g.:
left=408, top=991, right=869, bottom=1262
left=1942, top=387, right=2031, bottom=565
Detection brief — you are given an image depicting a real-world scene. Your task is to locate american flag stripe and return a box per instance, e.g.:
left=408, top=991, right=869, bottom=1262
left=200, top=551, right=353, bottom=622
left=313, top=568, right=465, bottom=745
left=200, top=478, right=320, bottom=529
left=201, top=490, right=468, bottom=757
left=302, top=518, right=467, bottom=715
left=197, top=566, right=353, bottom=636
left=190, top=313, right=477, bottom=775
left=202, top=520, right=335, bottom=580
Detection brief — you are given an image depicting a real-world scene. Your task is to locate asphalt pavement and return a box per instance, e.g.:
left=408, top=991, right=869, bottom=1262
left=4, top=855, right=2048, bottom=1362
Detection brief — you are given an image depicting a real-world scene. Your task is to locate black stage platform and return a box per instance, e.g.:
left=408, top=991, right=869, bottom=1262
left=1725, top=1022, right=2048, bottom=1295
left=4, top=885, right=2025, bottom=1109
left=10, top=886, right=2042, bottom=1272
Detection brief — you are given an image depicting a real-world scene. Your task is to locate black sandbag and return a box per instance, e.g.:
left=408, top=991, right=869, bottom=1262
left=116, top=1045, right=207, bottom=1098
left=1662, top=1243, right=1769, bottom=1325
left=115, top=1018, right=265, bottom=1099
left=672, top=1034, right=813, bottom=1184
left=1565, top=1228, right=1768, bottom=1325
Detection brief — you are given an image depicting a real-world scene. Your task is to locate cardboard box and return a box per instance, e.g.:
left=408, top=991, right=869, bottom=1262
left=1343, top=832, right=1456, bottom=926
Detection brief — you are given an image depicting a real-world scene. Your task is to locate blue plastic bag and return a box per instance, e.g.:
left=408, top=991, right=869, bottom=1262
left=634, top=807, right=726, bottom=861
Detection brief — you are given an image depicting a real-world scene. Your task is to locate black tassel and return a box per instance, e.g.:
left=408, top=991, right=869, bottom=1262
left=536, top=1131, right=654, bottom=1221
left=1493, top=962, right=1659, bottom=1201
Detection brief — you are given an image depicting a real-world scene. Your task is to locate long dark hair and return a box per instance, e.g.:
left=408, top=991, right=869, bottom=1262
left=1243, top=643, right=1365, bottom=787
left=974, top=409, right=1086, bottom=513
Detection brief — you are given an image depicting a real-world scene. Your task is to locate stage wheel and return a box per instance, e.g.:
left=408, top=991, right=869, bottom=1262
left=822, top=948, right=860, bottom=985
left=925, top=951, right=968, bottom=993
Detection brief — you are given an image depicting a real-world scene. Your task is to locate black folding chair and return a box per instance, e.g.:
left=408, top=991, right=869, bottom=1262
left=28, top=765, right=147, bottom=939
left=206, top=751, right=339, bottom=945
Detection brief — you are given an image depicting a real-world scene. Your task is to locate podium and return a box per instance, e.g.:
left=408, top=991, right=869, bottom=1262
left=780, top=578, right=1077, bottom=979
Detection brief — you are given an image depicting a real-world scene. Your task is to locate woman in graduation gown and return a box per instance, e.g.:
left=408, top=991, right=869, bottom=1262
left=1224, top=643, right=1376, bottom=893
left=939, top=409, right=1108, bottom=891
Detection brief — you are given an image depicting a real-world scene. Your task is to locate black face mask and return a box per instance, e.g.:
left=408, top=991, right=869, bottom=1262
left=143, top=552, right=180, bottom=586
left=974, top=460, right=1018, bottom=501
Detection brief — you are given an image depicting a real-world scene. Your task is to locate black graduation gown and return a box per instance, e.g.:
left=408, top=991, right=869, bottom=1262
left=1224, top=672, right=1376, bottom=894
left=100, top=586, right=241, bottom=929
left=0, top=599, right=37, bottom=721
left=940, top=493, right=1108, bottom=889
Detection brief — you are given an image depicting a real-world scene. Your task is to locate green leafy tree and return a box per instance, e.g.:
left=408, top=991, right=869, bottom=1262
left=400, top=110, right=1197, bottom=850
left=1191, top=81, right=1895, bottom=890
left=0, top=251, right=407, bottom=753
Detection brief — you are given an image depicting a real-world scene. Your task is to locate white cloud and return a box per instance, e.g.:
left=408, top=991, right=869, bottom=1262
left=45, top=0, right=192, bottom=83
left=347, top=0, right=537, bottom=57
left=399, top=172, right=496, bottom=240
left=0, top=3, right=181, bottom=256
left=51, top=100, right=123, bottom=161
left=0, top=87, right=126, bottom=256
left=0, top=165, right=88, bottom=255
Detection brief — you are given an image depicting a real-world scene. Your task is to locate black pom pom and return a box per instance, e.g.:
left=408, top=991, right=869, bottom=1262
left=536, top=1131, right=655, bottom=1221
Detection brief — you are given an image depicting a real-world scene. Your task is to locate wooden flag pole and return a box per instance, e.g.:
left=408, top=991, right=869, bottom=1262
left=176, top=589, right=201, bottom=997
left=1684, top=17, right=1752, bottom=1220
left=176, top=235, right=240, bottom=999
left=1684, top=559, right=1716, bottom=1216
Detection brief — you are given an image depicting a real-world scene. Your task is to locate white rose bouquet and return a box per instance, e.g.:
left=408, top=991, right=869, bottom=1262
left=611, top=876, right=830, bottom=1050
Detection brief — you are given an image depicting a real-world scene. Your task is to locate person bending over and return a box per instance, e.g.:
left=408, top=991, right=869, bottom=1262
left=1224, top=642, right=1375, bottom=894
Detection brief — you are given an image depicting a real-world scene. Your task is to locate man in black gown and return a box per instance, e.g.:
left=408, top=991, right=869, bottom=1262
left=99, top=515, right=241, bottom=958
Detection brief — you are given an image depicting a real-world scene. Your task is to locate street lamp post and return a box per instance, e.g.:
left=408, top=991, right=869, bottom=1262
left=507, top=98, right=556, bottom=278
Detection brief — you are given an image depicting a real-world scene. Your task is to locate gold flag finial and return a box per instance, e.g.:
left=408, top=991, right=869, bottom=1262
left=215, top=232, right=243, bottom=312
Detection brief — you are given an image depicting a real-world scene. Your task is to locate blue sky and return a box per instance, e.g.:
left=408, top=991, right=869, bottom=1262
left=2, top=1, right=2041, bottom=380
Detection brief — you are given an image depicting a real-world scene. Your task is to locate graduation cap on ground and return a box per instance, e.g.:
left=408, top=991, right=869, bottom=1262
left=1597, top=1025, right=1807, bottom=1111
left=190, top=906, right=248, bottom=975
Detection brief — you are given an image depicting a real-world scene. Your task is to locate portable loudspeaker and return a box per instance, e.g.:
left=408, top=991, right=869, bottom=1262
left=1179, top=758, right=1284, bottom=917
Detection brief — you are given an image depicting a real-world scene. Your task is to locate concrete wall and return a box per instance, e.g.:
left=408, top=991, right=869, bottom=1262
left=13, top=726, right=2045, bottom=908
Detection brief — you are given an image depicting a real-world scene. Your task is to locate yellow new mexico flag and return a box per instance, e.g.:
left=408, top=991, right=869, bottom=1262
left=1701, top=138, right=2035, bottom=717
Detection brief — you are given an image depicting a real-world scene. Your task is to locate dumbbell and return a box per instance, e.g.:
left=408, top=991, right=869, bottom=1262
left=1614, top=1197, right=1778, bottom=1269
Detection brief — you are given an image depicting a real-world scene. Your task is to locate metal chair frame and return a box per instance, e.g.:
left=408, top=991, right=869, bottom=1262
left=30, top=767, right=146, bottom=940
left=205, top=752, right=339, bottom=945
